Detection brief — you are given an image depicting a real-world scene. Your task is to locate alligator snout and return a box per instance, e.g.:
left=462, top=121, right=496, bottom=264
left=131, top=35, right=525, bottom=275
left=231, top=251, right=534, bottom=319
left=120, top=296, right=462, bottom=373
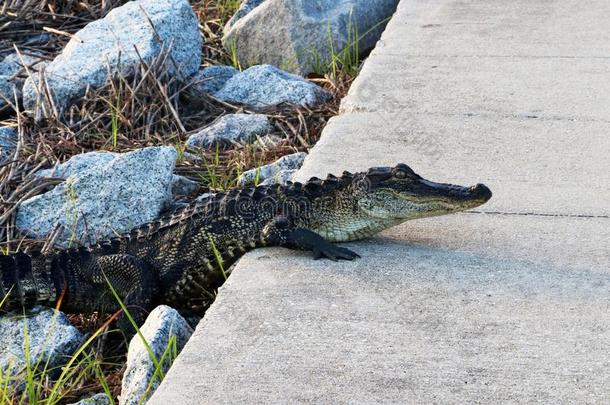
left=469, top=183, right=492, bottom=201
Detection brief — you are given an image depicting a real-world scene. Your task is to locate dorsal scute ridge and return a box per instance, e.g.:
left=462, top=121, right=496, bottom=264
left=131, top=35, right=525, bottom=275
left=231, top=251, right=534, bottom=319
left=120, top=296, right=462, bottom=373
left=82, top=193, right=224, bottom=253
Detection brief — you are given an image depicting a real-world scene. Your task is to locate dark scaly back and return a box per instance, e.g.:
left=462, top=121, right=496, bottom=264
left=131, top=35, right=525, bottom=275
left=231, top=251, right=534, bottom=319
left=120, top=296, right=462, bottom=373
left=0, top=187, right=279, bottom=311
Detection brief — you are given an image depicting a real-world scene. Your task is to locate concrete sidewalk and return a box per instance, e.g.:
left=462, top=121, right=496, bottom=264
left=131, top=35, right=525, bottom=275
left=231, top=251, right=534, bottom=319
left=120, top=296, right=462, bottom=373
left=151, top=0, right=610, bottom=402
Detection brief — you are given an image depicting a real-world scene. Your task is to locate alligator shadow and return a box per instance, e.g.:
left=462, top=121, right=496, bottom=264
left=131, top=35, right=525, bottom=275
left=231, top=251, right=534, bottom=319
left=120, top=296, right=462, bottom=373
left=315, top=236, right=610, bottom=304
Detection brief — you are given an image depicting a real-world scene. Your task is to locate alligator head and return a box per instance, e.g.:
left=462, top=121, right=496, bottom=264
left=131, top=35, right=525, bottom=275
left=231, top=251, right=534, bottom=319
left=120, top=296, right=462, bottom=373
left=356, top=163, right=492, bottom=221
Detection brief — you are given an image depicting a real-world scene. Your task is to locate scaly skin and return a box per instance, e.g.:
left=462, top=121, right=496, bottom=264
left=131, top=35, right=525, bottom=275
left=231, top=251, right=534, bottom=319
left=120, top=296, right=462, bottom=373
left=0, top=163, right=492, bottom=330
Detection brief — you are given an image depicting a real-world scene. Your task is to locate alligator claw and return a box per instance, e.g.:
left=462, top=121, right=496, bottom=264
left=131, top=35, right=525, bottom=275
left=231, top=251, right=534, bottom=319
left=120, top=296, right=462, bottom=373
left=313, top=245, right=360, bottom=261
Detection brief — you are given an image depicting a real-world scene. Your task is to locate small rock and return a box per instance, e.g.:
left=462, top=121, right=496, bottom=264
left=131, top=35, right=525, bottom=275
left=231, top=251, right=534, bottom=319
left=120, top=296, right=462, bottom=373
left=192, top=65, right=239, bottom=94
left=238, top=152, right=306, bottom=186
left=0, top=126, right=17, bottom=164
left=0, top=53, right=41, bottom=77
left=120, top=305, right=193, bottom=405
left=171, top=175, right=199, bottom=196
left=224, top=0, right=267, bottom=33
left=222, top=0, right=398, bottom=75
left=68, top=393, right=111, bottom=405
left=22, top=0, right=202, bottom=113
left=186, top=113, right=272, bottom=149
left=16, top=147, right=177, bottom=247
left=214, top=65, right=331, bottom=108
left=0, top=53, right=42, bottom=109
left=260, top=169, right=297, bottom=186
left=0, top=306, right=84, bottom=378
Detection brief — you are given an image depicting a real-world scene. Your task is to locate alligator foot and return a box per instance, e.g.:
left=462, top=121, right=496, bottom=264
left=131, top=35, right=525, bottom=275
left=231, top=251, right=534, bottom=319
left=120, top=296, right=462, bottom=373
left=289, top=228, right=360, bottom=261
left=263, top=217, right=360, bottom=261
left=311, top=243, right=360, bottom=261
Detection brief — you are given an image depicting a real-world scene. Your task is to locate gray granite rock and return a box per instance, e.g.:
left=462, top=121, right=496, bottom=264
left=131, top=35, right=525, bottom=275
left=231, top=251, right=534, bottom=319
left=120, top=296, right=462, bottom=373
left=0, top=126, right=17, bottom=164
left=68, top=393, right=111, bottom=405
left=214, top=65, right=331, bottom=108
left=259, top=169, right=297, bottom=186
left=22, top=0, right=202, bottom=113
left=0, top=53, right=42, bottom=109
left=120, top=305, right=193, bottom=405
left=193, top=65, right=239, bottom=94
left=238, top=152, right=306, bottom=186
left=16, top=147, right=177, bottom=247
left=186, top=113, right=272, bottom=149
left=0, top=306, right=84, bottom=378
left=222, top=0, right=398, bottom=75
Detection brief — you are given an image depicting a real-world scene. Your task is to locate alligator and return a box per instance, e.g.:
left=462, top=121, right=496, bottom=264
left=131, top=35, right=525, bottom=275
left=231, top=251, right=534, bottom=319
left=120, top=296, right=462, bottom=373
left=0, top=163, right=491, bottom=331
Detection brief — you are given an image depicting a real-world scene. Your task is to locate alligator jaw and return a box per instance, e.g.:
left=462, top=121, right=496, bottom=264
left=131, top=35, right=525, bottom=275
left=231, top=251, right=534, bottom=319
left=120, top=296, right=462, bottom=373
left=389, top=179, right=492, bottom=220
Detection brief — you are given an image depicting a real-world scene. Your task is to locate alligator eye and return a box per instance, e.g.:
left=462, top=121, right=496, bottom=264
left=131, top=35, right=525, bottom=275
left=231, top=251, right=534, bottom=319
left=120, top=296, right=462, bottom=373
left=393, top=170, right=407, bottom=179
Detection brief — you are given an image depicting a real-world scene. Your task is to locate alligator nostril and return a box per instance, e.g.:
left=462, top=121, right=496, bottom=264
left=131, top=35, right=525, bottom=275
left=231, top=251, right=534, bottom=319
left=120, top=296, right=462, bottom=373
left=470, top=183, right=492, bottom=200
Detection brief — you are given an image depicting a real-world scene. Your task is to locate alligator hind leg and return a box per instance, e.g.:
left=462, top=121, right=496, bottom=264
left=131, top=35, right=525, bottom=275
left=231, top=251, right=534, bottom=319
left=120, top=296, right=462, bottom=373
left=85, top=254, right=160, bottom=338
left=263, top=216, right=360, bottom=261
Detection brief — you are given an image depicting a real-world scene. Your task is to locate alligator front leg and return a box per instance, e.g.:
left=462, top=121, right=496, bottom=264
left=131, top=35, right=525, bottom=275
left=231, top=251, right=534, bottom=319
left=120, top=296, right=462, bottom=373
left=263, top=216, right=360, bottom=261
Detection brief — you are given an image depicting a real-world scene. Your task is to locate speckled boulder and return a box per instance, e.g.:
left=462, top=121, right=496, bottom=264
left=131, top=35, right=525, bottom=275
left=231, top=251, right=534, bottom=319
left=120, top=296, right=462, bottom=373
left=16, top=147, right=177, bottom=247
left=22, top=0, right=202, bottom=113
left=0, top=307, right=83, bottom=378
left=186, top=113, right=272, bottom=148
left=120, top=306, right=193, bottom=405
left=214, top=65, right=331, bottom=108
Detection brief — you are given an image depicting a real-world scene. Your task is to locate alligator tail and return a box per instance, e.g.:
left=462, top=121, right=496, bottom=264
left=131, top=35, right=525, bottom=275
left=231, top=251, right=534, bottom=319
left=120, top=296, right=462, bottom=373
left=0, top=253, right=60, bottom=309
